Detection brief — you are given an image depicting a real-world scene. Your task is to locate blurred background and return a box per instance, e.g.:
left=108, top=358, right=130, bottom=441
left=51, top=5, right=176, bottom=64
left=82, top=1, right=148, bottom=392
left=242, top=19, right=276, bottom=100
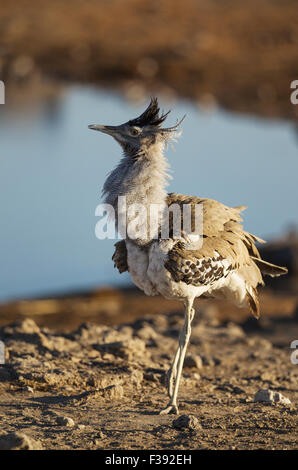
left=0, top=0, right=297, bottom=329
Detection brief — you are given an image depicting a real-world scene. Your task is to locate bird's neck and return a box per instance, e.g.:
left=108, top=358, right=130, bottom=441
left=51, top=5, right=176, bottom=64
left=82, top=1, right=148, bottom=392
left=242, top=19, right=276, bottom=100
left=103, top=141, right=170, bottom=245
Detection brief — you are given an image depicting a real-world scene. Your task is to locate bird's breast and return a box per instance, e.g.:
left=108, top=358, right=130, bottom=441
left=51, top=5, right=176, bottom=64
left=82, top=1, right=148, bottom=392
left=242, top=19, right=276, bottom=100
left=126, top=239, right=202, bottom=301
left=125, top=240, right=158, bottom=296
left=126, top=239, right=173, bottom=297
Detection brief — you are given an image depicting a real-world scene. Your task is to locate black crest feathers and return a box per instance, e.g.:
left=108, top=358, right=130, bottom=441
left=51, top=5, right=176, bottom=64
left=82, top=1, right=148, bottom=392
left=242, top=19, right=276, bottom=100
left=127, top=97, right=170, bottom=128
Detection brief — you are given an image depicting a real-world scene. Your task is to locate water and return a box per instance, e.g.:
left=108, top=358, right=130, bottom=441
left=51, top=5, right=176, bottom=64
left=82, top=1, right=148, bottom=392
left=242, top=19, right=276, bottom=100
left=0, top=86, right=297, bottom=301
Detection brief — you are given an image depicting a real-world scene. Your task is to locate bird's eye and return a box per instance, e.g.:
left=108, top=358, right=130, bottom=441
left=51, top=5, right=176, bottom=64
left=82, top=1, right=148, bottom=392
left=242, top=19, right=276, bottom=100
left=130, top=127, right=140, bottom=137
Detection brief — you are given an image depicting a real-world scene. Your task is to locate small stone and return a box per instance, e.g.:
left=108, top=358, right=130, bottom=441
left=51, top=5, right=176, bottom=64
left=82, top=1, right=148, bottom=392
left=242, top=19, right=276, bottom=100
left=184, top=355, right=203, bottom=370
left=23, top=386, right=34, bottom=393
left=0, top=432, right=42, bottom=450
left=56, top=416, right=75, bottom=427
left=254, top=389, right=291, bottom=405
left=173, top=414, right=202, bottom=431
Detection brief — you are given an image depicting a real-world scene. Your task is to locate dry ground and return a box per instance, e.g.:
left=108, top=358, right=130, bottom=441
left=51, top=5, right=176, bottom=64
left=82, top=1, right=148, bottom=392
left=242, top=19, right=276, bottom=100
left=0, top=307, right=297, bottom=450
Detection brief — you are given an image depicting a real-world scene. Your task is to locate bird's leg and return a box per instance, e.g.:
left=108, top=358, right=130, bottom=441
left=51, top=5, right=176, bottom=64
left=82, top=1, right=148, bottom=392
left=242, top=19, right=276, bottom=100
left=159, top=300, right=195, bottom=415
left=167, top=306, right=195, bottom=399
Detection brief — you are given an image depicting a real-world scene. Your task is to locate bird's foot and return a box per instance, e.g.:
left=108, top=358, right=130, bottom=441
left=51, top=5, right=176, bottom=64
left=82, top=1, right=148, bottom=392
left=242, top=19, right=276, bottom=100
left=159, top=403, right=179, bottom=415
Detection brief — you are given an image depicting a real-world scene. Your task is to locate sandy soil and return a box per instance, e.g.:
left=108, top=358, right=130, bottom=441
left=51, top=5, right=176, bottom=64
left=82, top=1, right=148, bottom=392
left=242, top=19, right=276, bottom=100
left=1, top=0, right=298, bottom=119
left=0, top=307, right=297, bottom=450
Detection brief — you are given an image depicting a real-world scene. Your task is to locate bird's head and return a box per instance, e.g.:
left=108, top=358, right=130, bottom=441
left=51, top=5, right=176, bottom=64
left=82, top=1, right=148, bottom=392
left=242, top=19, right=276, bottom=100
left=88, top=97, right=185, bottom=157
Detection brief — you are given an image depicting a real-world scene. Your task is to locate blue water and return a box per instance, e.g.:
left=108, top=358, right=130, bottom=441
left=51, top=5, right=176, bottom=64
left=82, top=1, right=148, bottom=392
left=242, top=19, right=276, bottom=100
left=0, top=86, right=297, bottom=301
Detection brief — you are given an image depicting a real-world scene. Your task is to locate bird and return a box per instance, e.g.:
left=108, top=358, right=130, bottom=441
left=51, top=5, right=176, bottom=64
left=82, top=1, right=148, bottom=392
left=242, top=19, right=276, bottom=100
left=89, top=97, right=288, bottom=415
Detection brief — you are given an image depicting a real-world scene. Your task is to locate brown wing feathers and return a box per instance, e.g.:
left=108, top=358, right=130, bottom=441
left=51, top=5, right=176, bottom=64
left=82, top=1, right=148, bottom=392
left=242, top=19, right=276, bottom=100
left=111, top=193, right=288, bottom=319
left=166, top=193, right=254, bottom=269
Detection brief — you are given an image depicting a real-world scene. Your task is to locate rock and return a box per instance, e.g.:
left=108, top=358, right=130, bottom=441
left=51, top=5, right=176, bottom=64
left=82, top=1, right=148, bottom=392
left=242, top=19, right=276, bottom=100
left=38, top=334, right=78, bottom=353
left=73, top=385, right=124, bottom=404
left=56, top=416, right=75, bottom=427
left=173, top=414, right=202, bottom=431
left=254, top=389, right=291, bottom=405
left=17, top=318, right=40, bottom=334
left=98, top=338, right=147, bottom=361
left=184, top=355, right=203, bottom=370
left=23, top=386, right=34, bottom=393
left=4, top=318, right=40, bottom=336
left=135, top=325, right=158, bottom=341
left=102, top=326, right=134, bottom=343
left=86, top=376, right=121, bottom=389
left=0, top=432, right=42, bottom=450
left=73, top=323, right=106, bottom=343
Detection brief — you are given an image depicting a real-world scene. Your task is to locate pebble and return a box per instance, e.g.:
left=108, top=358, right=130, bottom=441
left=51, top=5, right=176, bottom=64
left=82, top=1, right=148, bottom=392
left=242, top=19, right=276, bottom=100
left=254, top=389, right=291, bottom=405
left=172, top=414, right=202, bottom=431
left=56, top=416, right=75, bottom=427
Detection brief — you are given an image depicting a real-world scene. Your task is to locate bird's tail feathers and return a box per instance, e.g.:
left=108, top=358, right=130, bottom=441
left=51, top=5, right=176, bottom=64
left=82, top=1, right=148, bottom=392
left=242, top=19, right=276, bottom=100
left=251, top=256, right=288, bottom=277
left=246, top=286, right=260, bottom=319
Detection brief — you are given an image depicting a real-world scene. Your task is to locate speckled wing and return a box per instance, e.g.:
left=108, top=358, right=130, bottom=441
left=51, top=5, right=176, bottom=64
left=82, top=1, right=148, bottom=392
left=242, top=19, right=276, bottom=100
left=164, top=193, right=265, bottom=288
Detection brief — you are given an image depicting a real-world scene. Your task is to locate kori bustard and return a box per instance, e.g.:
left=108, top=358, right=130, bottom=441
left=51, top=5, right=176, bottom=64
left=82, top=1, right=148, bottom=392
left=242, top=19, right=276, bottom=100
left=89, top=98, right=287, bottom=415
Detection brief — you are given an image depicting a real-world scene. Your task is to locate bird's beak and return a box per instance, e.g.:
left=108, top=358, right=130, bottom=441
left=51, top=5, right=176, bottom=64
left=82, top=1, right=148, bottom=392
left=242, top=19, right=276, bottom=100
left=88, top=124, right=119, bottom=136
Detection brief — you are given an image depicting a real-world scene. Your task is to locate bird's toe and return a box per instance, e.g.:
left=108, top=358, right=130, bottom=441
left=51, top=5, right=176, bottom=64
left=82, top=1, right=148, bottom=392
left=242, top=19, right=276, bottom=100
left=159, top=404, right=179, bottom=415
